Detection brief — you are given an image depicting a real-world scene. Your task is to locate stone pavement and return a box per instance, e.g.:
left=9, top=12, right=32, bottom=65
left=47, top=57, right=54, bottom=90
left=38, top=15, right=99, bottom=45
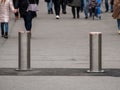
left=0, top=0, right=120, bottom=90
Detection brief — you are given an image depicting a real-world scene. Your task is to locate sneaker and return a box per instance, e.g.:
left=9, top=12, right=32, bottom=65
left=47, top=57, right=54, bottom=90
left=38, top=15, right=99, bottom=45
left=56, top=15, right=60, bottom=19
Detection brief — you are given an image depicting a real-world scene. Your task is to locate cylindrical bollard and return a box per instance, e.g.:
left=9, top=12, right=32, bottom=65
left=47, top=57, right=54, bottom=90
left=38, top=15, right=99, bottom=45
left=87, top=32, right=104, bottom=72
left=17, top=31, right=31, bottom=71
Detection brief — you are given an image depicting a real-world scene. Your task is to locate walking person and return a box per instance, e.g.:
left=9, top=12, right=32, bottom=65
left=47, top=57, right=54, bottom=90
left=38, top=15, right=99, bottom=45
left=45, top=0, right=53, bottom=14
left=18, top=0, right=39, bottom=33
left=0, top=0, right=17, bottom=38
left=67, top=0, right=81, bottom=19
left=112, top=0, right=120, bottom=34
left=52, top=0, right=61, bottom=19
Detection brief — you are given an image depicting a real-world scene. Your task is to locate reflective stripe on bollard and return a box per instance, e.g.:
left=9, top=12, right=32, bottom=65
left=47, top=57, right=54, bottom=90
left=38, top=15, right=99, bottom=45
left=87, top=32, right=104, bottom=73
left=16, top=31, right=31, bottom=71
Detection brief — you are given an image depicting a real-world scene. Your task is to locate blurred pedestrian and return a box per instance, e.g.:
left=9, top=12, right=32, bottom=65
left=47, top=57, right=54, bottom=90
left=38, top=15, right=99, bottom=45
left=45, top=0, right=53, bottom=14
left=83, top=0, right=89, bottom=19
left=110, top=0, right=114, bottom=12
left=52, top=0, right=61, bottom=19
left=112, top=0, right=120, bottom=34
left=0, top=0, right=17, bottom=38
left=105, top=0, right=109, bottom=12
left=67, top=0, right=81, bottom=19
left=60, top=0, right=67, bottom=14
left=18, top=0, right=39, bottom=33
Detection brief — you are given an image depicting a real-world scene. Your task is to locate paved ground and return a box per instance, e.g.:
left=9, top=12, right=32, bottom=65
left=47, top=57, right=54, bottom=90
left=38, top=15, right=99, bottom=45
left=0, top=0, right=120, bottom=90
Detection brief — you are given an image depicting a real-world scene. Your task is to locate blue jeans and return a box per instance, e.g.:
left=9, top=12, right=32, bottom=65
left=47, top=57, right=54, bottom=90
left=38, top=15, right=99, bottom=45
left=23, top=11, right=34, bottom=31
left=117, top=19, right=120, bottom=30
left=1, top=22, right=8, bottom=33
left=83, top=0, right=89, bottom=17
left=47, top=0, right=53, bottom=11
left=105, top=0, right=109, bottom=12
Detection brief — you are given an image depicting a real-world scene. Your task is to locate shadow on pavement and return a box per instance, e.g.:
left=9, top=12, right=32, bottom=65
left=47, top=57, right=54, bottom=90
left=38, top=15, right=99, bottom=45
left=0, top=68, right=120, bottom=77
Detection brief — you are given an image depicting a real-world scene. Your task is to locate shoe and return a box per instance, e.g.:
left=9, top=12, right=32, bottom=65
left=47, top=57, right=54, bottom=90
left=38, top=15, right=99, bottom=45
left=85, top=16, right=88, bottom=19
left=50, top=8, right=53, bottom=14
left=48, top=10, right=50, bottom=14
left=77, top=15, right=79, bottom=19
left=73, top=16, right=75, bottom=19
left=62, top=11, right=67, bottom=14
left=4, top=35, right=8, bottom=39
left=56, top=15, right=60, bottom=19
left=118, top=30, right=120, bottom=34
left=4, top=32, right=8, bottom=39
left=105, top=10, right=108, bottom=12
left=98, top=16, right=101, bottom=20
left=1, top=35, right=4, bottom=37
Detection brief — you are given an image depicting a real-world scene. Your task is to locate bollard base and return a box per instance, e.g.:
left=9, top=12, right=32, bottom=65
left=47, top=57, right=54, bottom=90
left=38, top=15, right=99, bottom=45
left=16, top=68, right=32, bottom=71
left=87, top=70, right=104, bottom=73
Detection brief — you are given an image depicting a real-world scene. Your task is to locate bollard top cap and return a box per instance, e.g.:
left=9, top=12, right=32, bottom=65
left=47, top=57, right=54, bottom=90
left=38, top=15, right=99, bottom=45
left=89, top=32, right=102, bottom=35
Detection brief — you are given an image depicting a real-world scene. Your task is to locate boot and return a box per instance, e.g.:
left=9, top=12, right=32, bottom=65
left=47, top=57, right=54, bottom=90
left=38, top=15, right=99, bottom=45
left=4, top=32, right=8, bottom=39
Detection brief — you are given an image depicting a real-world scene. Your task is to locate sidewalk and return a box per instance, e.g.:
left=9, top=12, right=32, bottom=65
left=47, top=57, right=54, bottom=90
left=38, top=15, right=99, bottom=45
left=0, top=0, right=120, bottom=90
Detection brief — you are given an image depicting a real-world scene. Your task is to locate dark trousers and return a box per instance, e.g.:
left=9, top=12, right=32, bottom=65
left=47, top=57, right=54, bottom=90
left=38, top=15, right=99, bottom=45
left=105, top=0, right=109, bottom=12
left=89, top=7, right=97, bottom=17
left=23, top=11, right=34, bottom=31
left=72, top=6, right=80, bottom=18
left=53, top=0, right=61, bottom=15
left=60, top=0, right=67, bottom=13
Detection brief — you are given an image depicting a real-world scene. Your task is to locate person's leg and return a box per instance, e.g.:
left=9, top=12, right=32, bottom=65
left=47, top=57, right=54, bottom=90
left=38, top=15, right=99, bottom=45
left=72, top=6, right=75, bottom=18
left=23, top=12, right=33, bottom=31
left=83, top=0, right=88, bottom=19
left=61, top=0, right=67, bottom=14
left=105, top=0, right=109, bottom=12
left=53, top=0, right=60, bottom=18
left=117, top=19, right=120, bottom=30
left=1, top=23, right=4, bottom=37
left=50, top=0, right=53, bottom=14
left=77, top=7, right=80, bottom=18
left=4, top=22, right=9, bottom=38
left=47, top=2, right=51, bottom=14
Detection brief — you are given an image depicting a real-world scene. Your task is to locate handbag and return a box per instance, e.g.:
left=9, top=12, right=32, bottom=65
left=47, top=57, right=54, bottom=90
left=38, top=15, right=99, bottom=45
left=27, top=0, right=38, bottom=11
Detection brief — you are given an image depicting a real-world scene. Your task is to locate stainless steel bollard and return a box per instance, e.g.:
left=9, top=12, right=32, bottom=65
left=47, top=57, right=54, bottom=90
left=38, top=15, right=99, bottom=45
left=17, top=31, right=31, bottom=71
left=87, top=32, right=104, bottom=72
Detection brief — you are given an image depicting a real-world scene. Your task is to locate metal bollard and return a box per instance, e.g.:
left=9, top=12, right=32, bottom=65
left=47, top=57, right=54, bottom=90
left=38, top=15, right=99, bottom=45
left=87, top=32, right=104, bottom=72
left=16, top=31, right=31, bottom=71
